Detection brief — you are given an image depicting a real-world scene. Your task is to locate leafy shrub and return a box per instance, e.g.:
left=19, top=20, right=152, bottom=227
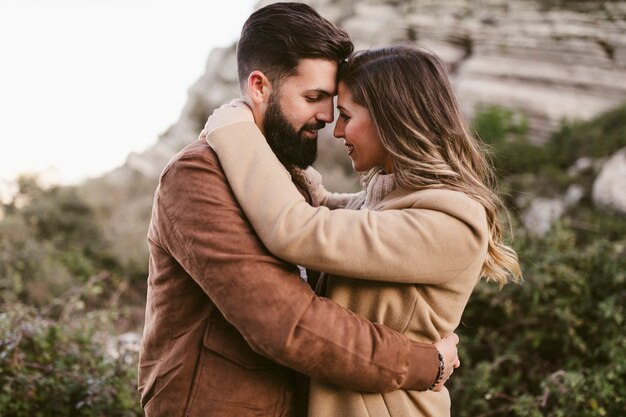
left=473, top=102, right=626, bottom=180
left=473, top=105, right=530, bottom=147
left=0, top=176, right=142, bottom=306
left=449, top=212, right=626, bottom=416
left=472, top=105, right=551, bottom=177
left=79, top=171, right=156, bottom=271
left=546, top=103, right=626, bottom=169
left=455, top=102, right=626, bottom=415
left=0, top=278, right=142, bottom=417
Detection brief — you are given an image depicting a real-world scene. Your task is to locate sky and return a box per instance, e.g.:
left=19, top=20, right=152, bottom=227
left=0, top=0, right=259, bottom=197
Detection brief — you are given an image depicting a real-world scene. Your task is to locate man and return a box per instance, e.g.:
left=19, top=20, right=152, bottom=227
left=138, top=3, right=458, bottom=416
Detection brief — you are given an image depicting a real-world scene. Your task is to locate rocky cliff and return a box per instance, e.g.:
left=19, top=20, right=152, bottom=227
left=110, top=0, right=626, bottom=185
left=86, top=0, right=626, bottom=262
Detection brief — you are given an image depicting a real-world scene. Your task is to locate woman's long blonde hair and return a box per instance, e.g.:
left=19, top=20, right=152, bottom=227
left=339, top=45, right=521, bottom=286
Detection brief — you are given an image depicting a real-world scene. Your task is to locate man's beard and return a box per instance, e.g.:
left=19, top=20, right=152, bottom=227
left=263, top=94, right=323, bottom=169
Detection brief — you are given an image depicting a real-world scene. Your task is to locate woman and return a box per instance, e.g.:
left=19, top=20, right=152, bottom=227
left=204, top=45, right=522, bottom=417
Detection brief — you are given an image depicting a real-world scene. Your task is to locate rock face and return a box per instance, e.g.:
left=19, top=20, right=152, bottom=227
left=593, top=148, right=626, bottom=215
left=110, top=0, right=626, bottom=184
left=90, top=0, right=626, bottom=261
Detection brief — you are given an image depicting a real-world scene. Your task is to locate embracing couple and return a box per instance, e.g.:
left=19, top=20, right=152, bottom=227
left=138, top=2, right=521, bottom=417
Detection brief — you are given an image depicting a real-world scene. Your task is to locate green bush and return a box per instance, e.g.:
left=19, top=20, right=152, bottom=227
left=0, top=283, right=142, bottom=417
left=455, top=102, right=626, bottom=415
left=473, top=102, right=626, bottom=180
left=0, top=176, right=137, bottom=306
left=546, top=103, right=626, bottom=169
left=450, top=219, right=626, bottom=416
left=473, top=105, right=530, bottom=147
left=472, top=105, right=551, bottom=177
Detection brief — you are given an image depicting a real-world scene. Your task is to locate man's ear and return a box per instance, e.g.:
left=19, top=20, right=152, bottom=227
left=247, top=71, right=272, bottom=104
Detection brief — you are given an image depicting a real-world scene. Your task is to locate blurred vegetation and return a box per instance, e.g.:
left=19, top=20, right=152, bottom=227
left=0, top=177, right=146, bottom=308
left=79, top=172, right=157, bottom=271
left=0, top=283, right=142, bottom=417
left=0, top=178, right=145, bottom=416
left=1, top=101, right=625, bottom=415
left=546, top=104, right=626, bottom=169
left=536, top=0, right=625, bottom=14
left=451, top=219, right=626, bottom=416
left=447, top=103, right=626, bottom=416
left=475, top=102, right=626, bottom=199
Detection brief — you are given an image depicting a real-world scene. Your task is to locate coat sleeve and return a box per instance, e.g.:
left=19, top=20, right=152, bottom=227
left=305, top=166, right=359, bottom=209
left=314, top=183, right=360, bottom=209
left=207, top=122, right=488, bottom=284
left=154, top=147, right=439, bottom=392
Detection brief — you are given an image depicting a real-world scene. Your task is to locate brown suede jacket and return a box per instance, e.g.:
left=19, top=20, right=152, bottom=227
left=138, top=139, right=439, bottom=417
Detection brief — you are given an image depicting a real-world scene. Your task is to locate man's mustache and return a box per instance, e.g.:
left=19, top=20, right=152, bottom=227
left=300, top=121, right=326, bottom=132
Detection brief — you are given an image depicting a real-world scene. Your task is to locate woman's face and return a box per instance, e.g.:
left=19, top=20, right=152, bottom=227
left=333, top=82, right=392, bottom=173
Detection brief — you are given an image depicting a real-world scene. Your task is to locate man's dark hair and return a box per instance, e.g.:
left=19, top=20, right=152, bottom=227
left=237, top=2, right=353, bottom=88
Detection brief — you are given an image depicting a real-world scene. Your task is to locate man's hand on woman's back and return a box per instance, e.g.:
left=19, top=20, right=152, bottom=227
left=431, top=333, right=461, bottom=392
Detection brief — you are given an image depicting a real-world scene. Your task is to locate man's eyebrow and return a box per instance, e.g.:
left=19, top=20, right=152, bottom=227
left=305, top=88, right=336, bottom=97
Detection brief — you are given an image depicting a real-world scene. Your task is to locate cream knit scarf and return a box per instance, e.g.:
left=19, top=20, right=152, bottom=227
left=361, top=171, right=396, bottom=210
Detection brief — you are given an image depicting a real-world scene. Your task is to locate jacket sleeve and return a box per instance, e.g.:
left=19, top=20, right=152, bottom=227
left=207, top=122, right=488, bottom=284
left=155, top=147, right=439, bottom=392
left=305, top=166, right=359, bottom=209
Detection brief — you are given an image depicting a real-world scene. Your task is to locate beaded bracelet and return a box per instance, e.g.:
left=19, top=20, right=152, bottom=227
left=428, top=351, right=445, bottom=390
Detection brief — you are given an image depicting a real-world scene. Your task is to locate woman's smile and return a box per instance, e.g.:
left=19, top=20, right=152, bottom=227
left=344, top=141, right=355, bottom=156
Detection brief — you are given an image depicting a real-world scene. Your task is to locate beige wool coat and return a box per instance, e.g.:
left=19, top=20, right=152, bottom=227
left=207, top=121, right=489, bottom=417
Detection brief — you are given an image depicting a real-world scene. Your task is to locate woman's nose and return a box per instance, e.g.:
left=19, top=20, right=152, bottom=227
left=333, top=121, right=344, bottom=138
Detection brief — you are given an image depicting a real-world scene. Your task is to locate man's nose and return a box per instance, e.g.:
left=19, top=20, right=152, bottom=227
left=316, top=100, right=334, bottom=124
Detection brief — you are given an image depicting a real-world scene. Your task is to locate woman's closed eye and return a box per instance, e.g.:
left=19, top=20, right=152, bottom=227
left=339, top=112, right=350, bottom=121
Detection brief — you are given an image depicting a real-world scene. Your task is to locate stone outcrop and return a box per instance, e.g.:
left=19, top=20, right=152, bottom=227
left=90, top=0, right=626, bottom=258
left=522, top=184, right=586, bottom=237
left=523, top=197, right=567, bottom=237
left=593, top=147, right=626, bottom=215
left=110, top=0, right=626, bottom=184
